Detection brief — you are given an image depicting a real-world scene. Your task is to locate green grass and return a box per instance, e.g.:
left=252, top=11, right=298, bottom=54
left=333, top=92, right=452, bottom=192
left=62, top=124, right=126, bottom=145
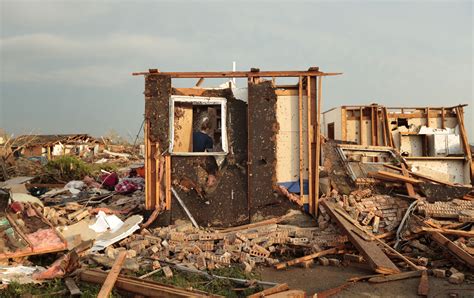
left=143, top=265, right=264, bottom=297
left=44, top=156, right=117, bottom=181
left=2, top=266, right=263, bottom=297
left=2, top=279, right=122, bottom=298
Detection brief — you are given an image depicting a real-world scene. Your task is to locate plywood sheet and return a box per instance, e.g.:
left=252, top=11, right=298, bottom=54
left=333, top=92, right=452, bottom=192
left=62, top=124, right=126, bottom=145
left=173, top=104, right=193, bottom=152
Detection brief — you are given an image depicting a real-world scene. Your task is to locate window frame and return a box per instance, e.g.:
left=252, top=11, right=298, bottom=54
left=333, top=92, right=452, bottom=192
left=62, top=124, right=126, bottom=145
left=169, top=95, right=228, bottom=156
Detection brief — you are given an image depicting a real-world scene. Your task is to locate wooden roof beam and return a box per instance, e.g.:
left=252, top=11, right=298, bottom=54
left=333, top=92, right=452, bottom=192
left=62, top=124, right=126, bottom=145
left=132, top=69, right=342, bottom=78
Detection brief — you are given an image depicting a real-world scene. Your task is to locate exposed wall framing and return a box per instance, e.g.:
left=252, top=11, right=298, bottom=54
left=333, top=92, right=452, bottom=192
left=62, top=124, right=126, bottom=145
left=136, top=68, right=341, bottom=225
left=322, top=104, right=472, bottom=185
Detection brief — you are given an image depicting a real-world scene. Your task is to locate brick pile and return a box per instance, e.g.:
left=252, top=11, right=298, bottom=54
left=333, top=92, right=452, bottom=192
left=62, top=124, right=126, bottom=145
left=322, top=190, right=409, bottom=233
left=102, top=222, right=348, bottom=273
left=417, top=199, right=474, bottom=222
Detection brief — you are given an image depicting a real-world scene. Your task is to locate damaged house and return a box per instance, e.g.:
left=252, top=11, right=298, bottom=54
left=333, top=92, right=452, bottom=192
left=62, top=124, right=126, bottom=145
left=134, top=68, right=341, bottom=227
left=322, top=105, right=473, bottom=186
left=11, top=134, right=102, bottom=160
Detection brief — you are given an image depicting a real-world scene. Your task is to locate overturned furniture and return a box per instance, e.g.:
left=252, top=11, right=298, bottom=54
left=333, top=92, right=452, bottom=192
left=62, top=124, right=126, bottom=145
left=133, top=68, right=341, bottom=226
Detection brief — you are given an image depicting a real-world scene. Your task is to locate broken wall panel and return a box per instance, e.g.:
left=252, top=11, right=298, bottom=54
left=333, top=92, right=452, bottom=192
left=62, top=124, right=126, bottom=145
left=144, top=75, right=171, bottom=210
left=248, top=81, right=294, bottom=219
left=145, top=75, right=171, bottom=145
left=170, top=89, right=249, bottom=227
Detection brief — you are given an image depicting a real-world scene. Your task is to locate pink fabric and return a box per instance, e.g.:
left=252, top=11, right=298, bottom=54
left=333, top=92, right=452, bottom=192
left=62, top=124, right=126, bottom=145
left=100, top=172, right=119, bottom=189
left=114, top=180, right=139, bottom=194
left=27, top=228, right=64, bottom=250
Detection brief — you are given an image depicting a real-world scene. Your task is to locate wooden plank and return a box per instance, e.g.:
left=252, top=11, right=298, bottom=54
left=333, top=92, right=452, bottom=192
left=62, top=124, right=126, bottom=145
left=298, top=77, right=304, bottom=203
left=173, top=103, right=193, bottom=152
left=384, top=164, right=455, bottom=186
left=441, top=107, right=445, bottom=129
left=359, top=107, right=364, bottom=145
left=321, top=200, right=400, bottom=274
left=165, top=155, right=171, bottom=210
left=155, top=143, right=161, bottom=210
left=426, top=107, right=430, bottom=127
left=341, top=107, right=347, bottom=142
left=370, top=106, right=376, bottom=146
left=418, top=270, right=429, bottom=296
left=420, top=227, right=474, bottom=238
left=400, top=164, right=417, bottom=197
left=383, top=107, right=395, bottom=147
left=429, top=231, right=474, bottom=267
left=195, top=77, right=205, bottom=87
left=65, top=277, right=82, bottom=296
left=368, top=170, right=421, bottom=184
left=145, top=121, right=152, bottom=210
left=374, top=106, right=379, bottom=146
left=97, top=251, right=127, bottom=298
left=314, top=76, right=322, bottom=216
left=455, top=106, right=474, bottom=183
left=368, top=271, right=422, bottom=283
left=133, top=70, right=343, bottom=78
left=380, top=107, right=387, bottom=146
left=81, top=269, right=214, bottom=297
left=247, top=283, right=289, bottom=298
left=275, top=247, right=341, bottom=270
left=306, top=76, right=313, bottom=215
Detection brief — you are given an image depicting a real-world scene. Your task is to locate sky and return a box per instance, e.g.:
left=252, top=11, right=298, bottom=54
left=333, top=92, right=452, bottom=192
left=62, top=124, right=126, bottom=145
left=0, top=0, right=472, bottom=142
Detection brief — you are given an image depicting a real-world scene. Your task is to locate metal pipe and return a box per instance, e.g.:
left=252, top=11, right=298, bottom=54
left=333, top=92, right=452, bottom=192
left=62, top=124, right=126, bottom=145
left=171, top=187, right=199, bottom=228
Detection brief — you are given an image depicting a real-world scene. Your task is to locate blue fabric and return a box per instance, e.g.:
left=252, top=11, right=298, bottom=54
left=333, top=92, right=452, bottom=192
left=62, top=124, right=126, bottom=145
left=278, top=179, right=308, bottom=195
left=193, top=132, right=213, bottom=152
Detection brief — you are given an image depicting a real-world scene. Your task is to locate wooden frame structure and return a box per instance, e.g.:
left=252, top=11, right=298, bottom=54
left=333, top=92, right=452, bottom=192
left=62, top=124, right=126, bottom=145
left=134, top=68, right=341, bottom=218
left=322, top=104, right=473, bottom=184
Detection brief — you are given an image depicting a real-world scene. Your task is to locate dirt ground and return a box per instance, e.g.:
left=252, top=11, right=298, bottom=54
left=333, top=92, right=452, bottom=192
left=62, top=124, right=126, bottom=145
left=259, top=266, right=474, bottom=297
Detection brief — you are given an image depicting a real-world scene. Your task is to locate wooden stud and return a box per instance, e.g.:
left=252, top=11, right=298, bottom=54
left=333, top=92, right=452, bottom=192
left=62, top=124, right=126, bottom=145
left=370, top=106, right=376, bottom=146
left=383, top=107, right=394, bottom=147
left=165, top=155, right=171, bottom=210
left=374, top=106, right=379, bottom=146
left=455, top=106, right=474, bottom=183
left=359, top=107, right=364, bottom=145
left=155, top=144, right=161, bottom=210
left=381, top=107, right=387, bottom=146
left=97, top=251, right=127, bottom=298
left=145, top=121, right=152, bottom=210
left=400, top=164, right=417, bottom=197
left=306, top=76, right=313, bottom=215
left=314, top=76, right=322, bottom=217
left=341, top=107, right=347, bottom=142
left=298, top=77, right=304, bottom=203
left=441, top=107, right=445, bottom=129
left=195, top=77, right=205, bottom=87
left=426, top=107, right=430, bottom=127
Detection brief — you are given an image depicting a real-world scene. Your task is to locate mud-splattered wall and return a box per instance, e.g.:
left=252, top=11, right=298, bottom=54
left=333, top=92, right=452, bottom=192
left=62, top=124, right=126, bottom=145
left=171, top=89, right=249, bottom=227
left=248, top=81, right=296, bottom=221
left=145, top=78, right=295, bottom=227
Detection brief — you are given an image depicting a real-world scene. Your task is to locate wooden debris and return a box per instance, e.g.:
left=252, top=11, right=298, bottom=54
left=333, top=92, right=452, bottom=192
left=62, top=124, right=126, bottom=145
left=274, top=247, right=341, bottom=270
left=162, top=266, right=173, bottom=278
left=64, top=277, right=82, bottom=296
left=247, top=283, right=289, bottom=298
left=417, top=270, right=429, bottom=296
left=80, top=269, right=214, bottom=297
left=97, top=250, right=127, bottom=298
left=322, top=200, right=400, bottom=274
left=368, top=271, right=422, bottom=283
left=428, top=231, right=474, bottom=267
